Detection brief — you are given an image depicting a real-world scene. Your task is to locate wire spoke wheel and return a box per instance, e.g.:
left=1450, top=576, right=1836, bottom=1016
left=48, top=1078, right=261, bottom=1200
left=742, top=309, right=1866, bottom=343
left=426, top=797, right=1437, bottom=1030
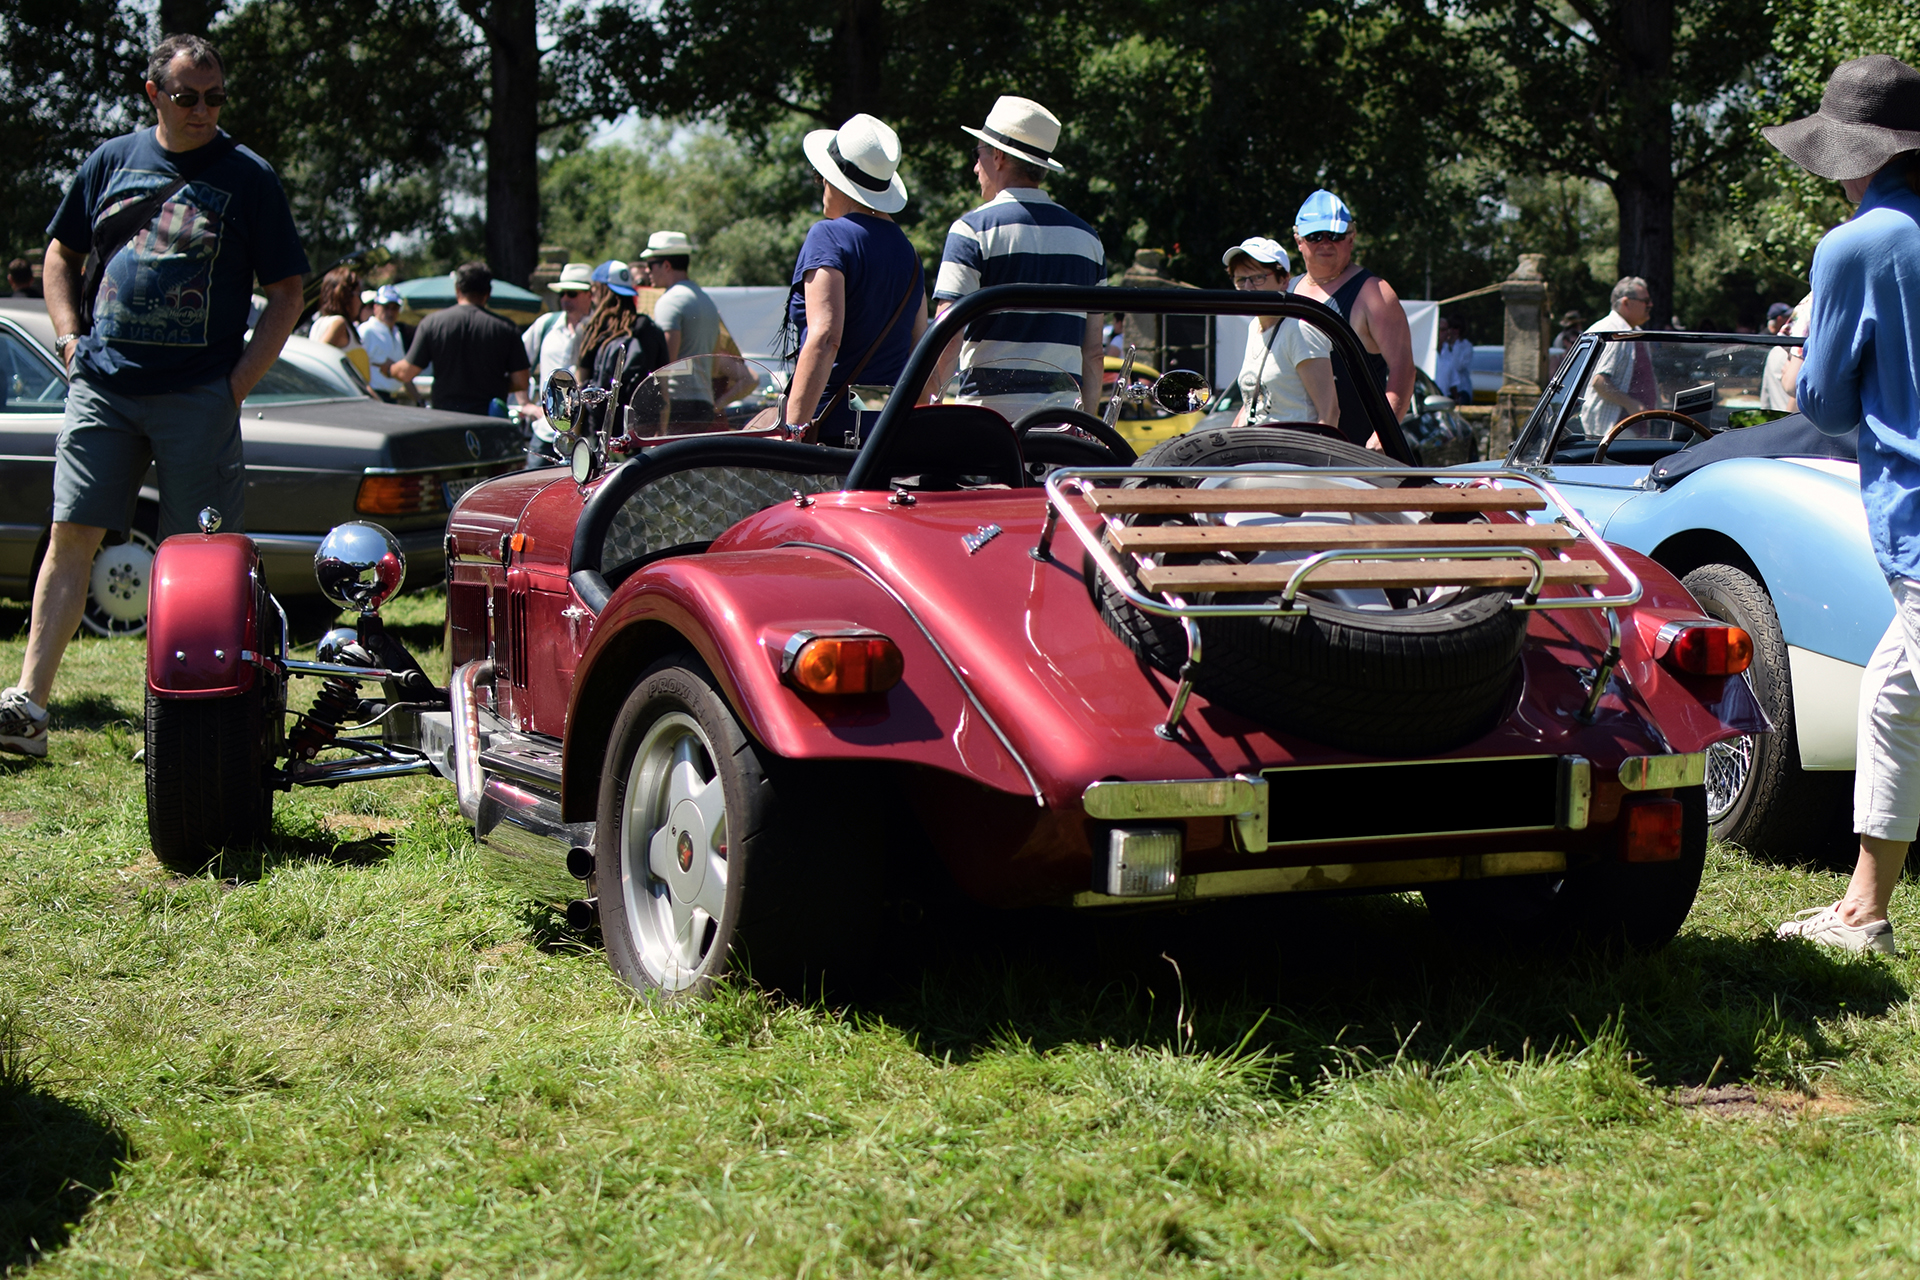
left=1705, top=735, right=1754, bottom=823
left=620, top=710, right=729, bottom=993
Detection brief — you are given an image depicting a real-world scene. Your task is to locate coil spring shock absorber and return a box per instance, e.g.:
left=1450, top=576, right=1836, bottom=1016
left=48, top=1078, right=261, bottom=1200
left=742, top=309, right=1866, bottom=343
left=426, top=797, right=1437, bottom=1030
left=288, top=675, right=363, bottom=761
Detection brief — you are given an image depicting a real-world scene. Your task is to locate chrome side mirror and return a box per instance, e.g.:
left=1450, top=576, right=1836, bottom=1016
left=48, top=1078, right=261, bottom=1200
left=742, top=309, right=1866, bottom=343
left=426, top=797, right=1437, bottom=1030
left=542, top=369, right=578, bottom=433
left=315, top=521, right=407, bottom=614
left=1153, top=369, right=1212, bottom=414
left=1422, top=394, right=1457, bottom=413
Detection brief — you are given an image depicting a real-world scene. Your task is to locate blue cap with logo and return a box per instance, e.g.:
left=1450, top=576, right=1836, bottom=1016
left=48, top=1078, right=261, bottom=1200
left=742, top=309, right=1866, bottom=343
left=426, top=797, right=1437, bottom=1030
left=592, top=258, right=636, bottom=297
left=1294, top=189, right=1354, bottom=237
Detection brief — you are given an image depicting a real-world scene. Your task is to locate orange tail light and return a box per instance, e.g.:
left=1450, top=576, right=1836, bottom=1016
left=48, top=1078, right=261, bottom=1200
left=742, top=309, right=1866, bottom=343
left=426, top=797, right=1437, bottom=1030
left=1622, top=798, right=1685, bottom=862
left=784, top=632, right=904, bottom=695
left=1656, top=621, right=1753, bottom=676
left=355, top=473, right=446, bottom=516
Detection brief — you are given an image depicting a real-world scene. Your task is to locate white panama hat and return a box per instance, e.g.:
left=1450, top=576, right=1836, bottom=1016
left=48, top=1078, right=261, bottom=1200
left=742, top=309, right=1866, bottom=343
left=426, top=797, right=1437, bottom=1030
left=548, top=262, right=594, bottom=291
left=636, top=231, right=698, bottom=260
left=803, top=114, right=910, bottom=214
left=962, top=95, right=1067, bottom=173
left=1221, top=237, right=1293, bottom=275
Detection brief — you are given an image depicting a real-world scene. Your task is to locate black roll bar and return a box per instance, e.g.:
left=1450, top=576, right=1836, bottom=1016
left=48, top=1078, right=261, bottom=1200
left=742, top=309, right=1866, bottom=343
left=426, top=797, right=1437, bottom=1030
left=845, top=284, right=1414, bottom=489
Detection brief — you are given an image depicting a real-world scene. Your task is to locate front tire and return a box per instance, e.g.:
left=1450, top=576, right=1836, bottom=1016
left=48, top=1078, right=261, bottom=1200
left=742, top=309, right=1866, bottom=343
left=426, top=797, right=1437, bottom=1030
left=144, top=685, right=274, bottom=872
left=593, top=656, right=881, bottom=999
left=1423, top=787, right=1708, bottom=950
left=1680, top=562, right=1851, bottom=859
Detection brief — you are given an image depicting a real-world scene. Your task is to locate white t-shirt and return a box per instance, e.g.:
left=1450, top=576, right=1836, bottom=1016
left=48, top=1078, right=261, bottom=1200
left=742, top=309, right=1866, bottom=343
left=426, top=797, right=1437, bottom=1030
left=1576, top=309, right=1643, bottom=437
left=358, top=317, right=408, bottom=393
left=523, top=312, right=580, bottom=395
left=1239, top=317, right=1332, bottom=423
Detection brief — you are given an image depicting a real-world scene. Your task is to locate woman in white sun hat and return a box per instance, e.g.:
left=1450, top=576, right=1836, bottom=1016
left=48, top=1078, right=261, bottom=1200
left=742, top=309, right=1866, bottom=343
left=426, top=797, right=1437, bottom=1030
left=782, top=113, right=928, bottom=446
left=1222, top=237, right=1337, bottom=431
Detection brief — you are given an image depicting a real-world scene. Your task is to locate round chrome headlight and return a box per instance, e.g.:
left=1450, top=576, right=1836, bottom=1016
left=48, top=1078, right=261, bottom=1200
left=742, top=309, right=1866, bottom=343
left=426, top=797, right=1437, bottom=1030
left=315, top=522, right=406, bottom=613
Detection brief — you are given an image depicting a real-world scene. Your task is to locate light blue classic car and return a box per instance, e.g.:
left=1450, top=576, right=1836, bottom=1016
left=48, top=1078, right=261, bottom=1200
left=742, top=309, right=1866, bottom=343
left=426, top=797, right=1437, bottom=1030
left=1502, top=328, right=1884, bottom=859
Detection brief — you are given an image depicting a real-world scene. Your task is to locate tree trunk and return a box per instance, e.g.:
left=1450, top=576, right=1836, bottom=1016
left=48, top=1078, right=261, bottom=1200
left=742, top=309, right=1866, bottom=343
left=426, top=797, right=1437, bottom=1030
left=826, top=0, right=885, bottom=124
left=1612, top=0, right=1675, bottom=327
left=159, top=0, right=222, bottom=36
left=484, top=0, right=540, bottom=287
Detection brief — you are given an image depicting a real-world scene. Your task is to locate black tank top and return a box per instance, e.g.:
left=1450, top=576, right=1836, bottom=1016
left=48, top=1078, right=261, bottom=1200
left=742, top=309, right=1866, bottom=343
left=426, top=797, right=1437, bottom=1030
left=1296, top=268, right=1393, bottom=448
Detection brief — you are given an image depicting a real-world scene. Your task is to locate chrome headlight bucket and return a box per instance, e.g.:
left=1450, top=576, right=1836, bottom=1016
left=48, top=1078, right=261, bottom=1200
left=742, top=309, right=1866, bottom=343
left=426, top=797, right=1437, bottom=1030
left=315, top=521, right=406, bottom=614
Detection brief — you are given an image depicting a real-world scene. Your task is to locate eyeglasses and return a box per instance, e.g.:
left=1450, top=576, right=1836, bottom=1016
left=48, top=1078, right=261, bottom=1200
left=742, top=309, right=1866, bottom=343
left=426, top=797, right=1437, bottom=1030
left=1301, top=230, right=1351, bottom=244
left=1232, top=271, right=1277, bottom=289
left=160, top=86, right=228, bottom=109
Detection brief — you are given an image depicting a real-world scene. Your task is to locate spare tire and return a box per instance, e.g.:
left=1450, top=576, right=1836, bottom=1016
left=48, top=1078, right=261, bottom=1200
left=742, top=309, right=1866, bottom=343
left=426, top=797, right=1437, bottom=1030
left=1091, top=426, right=1528, bottom=755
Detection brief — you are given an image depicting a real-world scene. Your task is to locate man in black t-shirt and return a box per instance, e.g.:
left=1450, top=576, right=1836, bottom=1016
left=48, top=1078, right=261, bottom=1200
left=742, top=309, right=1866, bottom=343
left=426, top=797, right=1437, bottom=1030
left=390, top=262, right=529, bottom=416
left=2, top=33, right=308, bottom=760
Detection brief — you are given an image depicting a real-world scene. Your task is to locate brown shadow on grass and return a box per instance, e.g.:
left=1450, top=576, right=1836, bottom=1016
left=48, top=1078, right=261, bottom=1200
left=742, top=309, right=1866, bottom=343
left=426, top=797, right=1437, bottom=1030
left=852, top=890, right=1907, bottom=1093
left=0, top=1037, right=127, bottom=1273
left=46, top=692, right=139, bottom=733
left=193, top=829, right=398, bottom=884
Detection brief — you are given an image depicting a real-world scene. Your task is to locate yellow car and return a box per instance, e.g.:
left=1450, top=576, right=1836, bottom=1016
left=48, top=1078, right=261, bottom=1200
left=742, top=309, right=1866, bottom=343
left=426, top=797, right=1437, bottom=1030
left=1102, top=356, right=1209, bottom=451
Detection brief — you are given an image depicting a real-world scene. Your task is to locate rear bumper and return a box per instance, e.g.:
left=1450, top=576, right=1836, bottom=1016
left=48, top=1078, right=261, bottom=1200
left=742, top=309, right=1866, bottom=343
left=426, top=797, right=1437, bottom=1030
left=253, top=528, right=447, bottom=597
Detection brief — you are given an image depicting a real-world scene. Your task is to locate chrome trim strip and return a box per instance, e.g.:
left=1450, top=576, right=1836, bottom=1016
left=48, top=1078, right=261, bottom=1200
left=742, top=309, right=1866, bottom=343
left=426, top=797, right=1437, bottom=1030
left=1559, top=755, right=1591, bottom=830
left=779, top=540, right=1045, bottom=804
left=1082, top=775, right=1268, bottom=854
left=451, top=660, right=497, bottom=821
left=359, top=460, right=524, bottom=477
left=1619, top=752, right=1707, bottom=791
left=1073, top=849, right=1568, bottom=907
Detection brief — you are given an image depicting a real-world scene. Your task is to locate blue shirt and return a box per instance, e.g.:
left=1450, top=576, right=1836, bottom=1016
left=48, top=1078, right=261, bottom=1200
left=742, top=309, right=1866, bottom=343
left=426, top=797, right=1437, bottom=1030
left=932, top=188, right=1104, bottom=380
left=48, top=128, right=308, bottom=395
left=787, top=213, right=923, bottom=440
left=1801, top=167, right=1920, bottom=580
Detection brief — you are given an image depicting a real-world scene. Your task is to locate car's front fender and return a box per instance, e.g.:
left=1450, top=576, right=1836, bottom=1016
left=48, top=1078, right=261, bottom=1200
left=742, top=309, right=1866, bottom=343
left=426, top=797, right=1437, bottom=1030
left=146, top=533, right=263, bottom=698
left=1604, top=457, right=1890, bottom=668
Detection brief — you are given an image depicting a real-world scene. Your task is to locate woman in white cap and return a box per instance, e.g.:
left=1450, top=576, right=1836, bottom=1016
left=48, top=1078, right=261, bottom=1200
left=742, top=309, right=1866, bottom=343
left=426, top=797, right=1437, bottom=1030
left=1222, top=238, right=1337, bottom=431
left=782, top=113, right=927, bottom=446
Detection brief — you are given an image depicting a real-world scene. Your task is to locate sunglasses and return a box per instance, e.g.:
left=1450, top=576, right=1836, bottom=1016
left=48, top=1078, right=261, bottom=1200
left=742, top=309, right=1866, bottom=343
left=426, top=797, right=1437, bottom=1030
left=1300, top=230, right=1351, bottom=244
left=160, top=86, right=229, bottom=109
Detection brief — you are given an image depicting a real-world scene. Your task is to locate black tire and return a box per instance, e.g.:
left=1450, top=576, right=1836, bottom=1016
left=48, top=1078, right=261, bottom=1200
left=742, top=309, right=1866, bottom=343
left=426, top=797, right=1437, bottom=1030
left=1092, top=426, right=1527, bottom=755
left=1423, top=786, right=1708, bottom=950
left=144, top=684, right=274, bottom=872
left=1680, top=563, right=1853, bottom=859
left=593, top=655, right=883, bottom=1000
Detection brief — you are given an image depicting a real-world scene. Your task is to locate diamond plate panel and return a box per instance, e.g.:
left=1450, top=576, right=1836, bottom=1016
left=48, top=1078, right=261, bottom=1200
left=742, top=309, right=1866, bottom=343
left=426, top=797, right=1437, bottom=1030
left=603, top=468, right=845, bottom=571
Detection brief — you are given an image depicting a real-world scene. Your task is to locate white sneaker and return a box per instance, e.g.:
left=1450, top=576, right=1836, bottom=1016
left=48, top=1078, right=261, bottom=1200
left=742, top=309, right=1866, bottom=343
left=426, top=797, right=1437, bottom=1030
left=1776, top=904, right=1899, bottom=955
left=0, top=687, right=47, bottom=759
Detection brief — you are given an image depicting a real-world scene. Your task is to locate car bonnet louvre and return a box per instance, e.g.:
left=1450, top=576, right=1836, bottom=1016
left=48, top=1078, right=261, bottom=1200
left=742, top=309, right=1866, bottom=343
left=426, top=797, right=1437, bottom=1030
left=602, top=466, right=847, bottom=574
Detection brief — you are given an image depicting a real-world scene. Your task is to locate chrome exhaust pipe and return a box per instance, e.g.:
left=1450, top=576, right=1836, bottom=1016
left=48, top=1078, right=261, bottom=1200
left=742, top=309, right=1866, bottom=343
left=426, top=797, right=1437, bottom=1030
left=450, top=659, right=495, bottom=822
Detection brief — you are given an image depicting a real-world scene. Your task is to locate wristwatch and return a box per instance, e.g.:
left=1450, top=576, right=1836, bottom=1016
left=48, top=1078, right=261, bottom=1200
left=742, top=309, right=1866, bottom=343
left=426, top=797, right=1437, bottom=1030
left=53, top=333, right=81, bottom=353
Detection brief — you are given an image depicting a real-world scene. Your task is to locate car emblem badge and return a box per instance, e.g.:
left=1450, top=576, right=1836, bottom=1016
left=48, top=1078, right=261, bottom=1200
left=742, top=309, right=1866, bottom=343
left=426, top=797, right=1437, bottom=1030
left=962, top=523, right=1003, bottom=554
left=464, top=429, right=482, bottom=459
left=676, top=829, right=694, bottom=872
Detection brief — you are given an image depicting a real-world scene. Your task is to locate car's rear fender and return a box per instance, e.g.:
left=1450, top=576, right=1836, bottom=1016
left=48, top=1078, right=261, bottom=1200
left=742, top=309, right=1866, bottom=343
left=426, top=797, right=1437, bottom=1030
left=146, top=533, right=264, bottom=699
left=559, top=546, right=1032, bottom=823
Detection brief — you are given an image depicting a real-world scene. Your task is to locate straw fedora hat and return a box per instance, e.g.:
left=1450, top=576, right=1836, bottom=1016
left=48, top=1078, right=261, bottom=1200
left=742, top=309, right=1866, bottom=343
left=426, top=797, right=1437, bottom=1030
left=1763, top=55, right=1920, bottom=182
left=803, top=114, right=909, bottom=214
left=637, top=231, right=697, bottom=260
left=962, top=96, right=1067, bottom=173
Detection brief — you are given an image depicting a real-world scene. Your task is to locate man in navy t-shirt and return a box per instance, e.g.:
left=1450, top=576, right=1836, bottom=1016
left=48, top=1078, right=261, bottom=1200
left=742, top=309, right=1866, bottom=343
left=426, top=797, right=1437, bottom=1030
left=0, top=34, right=308, bottom=760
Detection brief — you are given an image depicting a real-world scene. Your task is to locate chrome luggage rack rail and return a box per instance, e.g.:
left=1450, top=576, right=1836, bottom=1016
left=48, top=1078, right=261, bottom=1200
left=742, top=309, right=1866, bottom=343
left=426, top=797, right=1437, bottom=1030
left=1034, top=465, right=1644, bottom=738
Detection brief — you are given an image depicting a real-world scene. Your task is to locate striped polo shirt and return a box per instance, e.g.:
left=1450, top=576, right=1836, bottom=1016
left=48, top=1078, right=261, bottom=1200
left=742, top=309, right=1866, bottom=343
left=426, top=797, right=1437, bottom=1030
left=933, top=187, right=1105, bottom=380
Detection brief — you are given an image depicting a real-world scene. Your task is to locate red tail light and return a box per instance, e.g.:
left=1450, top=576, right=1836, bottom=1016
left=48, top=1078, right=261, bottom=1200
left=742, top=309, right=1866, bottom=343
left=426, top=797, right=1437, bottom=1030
left=1622, top=798, right=1684, bottom=862
left=785, top=633, right=904, bottom=695
left=1657, top=621, right=1752, bottom=676
left=355, top=473, right=446, bottom=516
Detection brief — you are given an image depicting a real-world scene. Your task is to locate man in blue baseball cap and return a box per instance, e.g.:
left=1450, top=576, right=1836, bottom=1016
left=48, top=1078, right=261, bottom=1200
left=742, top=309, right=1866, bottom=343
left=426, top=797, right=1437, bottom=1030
left=1287, top=189, right=1414, bottom=450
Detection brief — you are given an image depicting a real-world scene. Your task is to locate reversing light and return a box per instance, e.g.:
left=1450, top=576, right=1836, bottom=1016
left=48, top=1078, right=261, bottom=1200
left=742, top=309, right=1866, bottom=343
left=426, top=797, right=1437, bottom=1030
left=784, top=632, right=904, bottom=695
left=1622, top=798, right=1684, bottom=862
left=1657, top=621, right=1752, bottom=676
left=355, top=473, right=446, bottom=516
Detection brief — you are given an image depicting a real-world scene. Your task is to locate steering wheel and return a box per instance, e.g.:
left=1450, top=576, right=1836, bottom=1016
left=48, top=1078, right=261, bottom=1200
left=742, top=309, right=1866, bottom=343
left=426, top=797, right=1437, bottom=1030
left=1590, top=408, right=1718, bottom=463
left=1013, top=407, right=1138, bottom=474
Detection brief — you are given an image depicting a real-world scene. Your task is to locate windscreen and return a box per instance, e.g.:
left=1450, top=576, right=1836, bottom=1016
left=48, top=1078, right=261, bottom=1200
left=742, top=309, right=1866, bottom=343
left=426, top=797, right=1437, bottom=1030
left=1562, top=339, right=1796, bottom=443
left=622, top=354, right=781, bottom=440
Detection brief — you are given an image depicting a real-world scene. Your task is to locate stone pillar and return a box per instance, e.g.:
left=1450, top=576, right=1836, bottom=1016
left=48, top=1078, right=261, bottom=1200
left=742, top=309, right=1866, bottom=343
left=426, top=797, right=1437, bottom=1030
left=1491, top=254, right=1553, bottom=458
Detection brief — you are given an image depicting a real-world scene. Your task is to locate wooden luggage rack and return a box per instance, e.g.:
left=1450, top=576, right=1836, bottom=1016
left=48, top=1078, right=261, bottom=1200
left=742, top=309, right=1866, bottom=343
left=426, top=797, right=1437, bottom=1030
left=1034, top=465, right=1644, bottom=738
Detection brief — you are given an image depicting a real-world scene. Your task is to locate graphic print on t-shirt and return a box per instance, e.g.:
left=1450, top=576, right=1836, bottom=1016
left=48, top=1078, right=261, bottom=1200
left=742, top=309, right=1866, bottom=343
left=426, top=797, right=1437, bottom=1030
left=93, top=169, right=230, bottom=348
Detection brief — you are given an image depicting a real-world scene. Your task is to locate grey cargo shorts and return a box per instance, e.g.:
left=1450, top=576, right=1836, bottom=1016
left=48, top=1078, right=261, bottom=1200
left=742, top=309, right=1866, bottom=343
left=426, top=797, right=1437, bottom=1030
left=53, top=372, right=246, bottom=537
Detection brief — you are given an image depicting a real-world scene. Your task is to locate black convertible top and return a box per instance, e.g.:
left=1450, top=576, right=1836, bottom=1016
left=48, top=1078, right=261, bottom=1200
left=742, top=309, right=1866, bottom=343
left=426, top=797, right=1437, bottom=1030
left=1649, top=413, right=1858, bottom=488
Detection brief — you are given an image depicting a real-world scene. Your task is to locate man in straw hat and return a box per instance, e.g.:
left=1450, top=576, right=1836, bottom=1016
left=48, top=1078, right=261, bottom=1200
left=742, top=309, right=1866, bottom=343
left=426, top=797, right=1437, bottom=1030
left=926, top=95, right=1106, bottom=418
left=1765, top=55, right=1920, bottom=955
left=782, top=113, right=927, bottom=445
left=520, top=261, right=592, bottom=413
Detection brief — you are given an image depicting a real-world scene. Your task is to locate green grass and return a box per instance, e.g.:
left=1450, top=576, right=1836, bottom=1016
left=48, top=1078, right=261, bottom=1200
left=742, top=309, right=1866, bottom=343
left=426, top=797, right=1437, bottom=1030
left=6, top=589, right=1920, bottom=1276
